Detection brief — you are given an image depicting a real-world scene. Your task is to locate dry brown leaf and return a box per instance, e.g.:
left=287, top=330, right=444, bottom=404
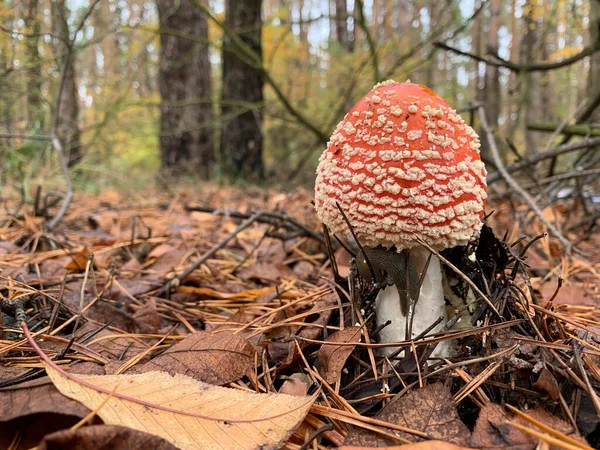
left=37, top=425, right=178, bottom=450
left=318, top=326, right=362, bottom=384
left=66, top=248, right=91, bottom=272
left=132, top=297, right=161, bottom=333
left=0, top=379, right=90, bottom=422
left=139, top=331, right=256, bottom=385
left=343, top=383, right=470, bottom=447
left=338, top=442, right=469, bottom=450
left=532, top=368, right=560, bottom=401
left=44, top=362, right=314, bottom=450
left=469, top=403, right=588, bottom=448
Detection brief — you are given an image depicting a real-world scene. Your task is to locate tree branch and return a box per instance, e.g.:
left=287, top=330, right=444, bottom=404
left=434, top=40, right=600, bottom=72
left=477, top=107, right=574, bottom=255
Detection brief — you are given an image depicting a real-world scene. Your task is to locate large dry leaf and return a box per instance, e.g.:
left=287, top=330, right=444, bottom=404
left=44, top=362, right=313, bottom=450
left=338, top=443, right=469, bottom=450
left=139, top=331, right=256, bottom=385
left=0, top=379, right=90, bottom=422
left=318, top=326, right=362, bottom=384
left=38, top=425, right=178, bottom=450
left=344, top=383, right=470, bottom=447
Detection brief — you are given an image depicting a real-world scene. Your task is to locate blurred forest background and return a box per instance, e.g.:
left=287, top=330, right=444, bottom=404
left=0, top=0, right=599, bottom=193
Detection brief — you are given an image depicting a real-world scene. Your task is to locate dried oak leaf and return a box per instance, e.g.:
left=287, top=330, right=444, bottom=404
left=344, top=383, right=470, bottom=447
left=45, top=363, right=313, bottom=450
left=318, top=326, right=362, bottom=384
left=139, top=331, right=256, bottom=385
left=470, top=403, right=589, bottom=449
left=0, top=379, right=90, bottom=422
left=338, top=442, right=469, bottom=450
left=37, top=425, right=177, bottom=450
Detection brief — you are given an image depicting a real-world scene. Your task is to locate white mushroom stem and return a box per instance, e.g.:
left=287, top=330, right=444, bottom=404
left=376, top=246, right=452, bottom=358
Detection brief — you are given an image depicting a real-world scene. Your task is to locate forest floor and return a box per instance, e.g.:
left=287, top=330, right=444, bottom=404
left=0, top=185, right=599, bottom=450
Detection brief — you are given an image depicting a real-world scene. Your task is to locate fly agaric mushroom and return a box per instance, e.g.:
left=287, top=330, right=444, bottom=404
left=314, top=80, right=487, bottom=355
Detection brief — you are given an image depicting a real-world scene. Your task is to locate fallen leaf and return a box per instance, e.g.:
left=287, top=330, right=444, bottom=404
left=319, top=326, right=362, bottom=384
left=133, top=297, right=161, bottom=333
left=139, top=331, right=256, bottom=385
left=0, top=379, right=90, bottom=422
left=344, top=383, right=470, bottom=446
left=532, top=367, right=560, bottom=400
left=37, top=425, right=178, bottom=450
left=44, top=362, right=314, bottom=450
left=279, top=375, right=310, bottom=397
left=338, top=442, right=469, bottom=450
left=469, top=404, right=588, bottom=448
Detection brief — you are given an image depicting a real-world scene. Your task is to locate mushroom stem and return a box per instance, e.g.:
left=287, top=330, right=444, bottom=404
left=376, top=246, right=450, bottom=357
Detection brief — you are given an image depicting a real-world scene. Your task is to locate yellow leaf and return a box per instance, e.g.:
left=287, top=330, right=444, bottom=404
left=44, top=362, right=313, bottom=450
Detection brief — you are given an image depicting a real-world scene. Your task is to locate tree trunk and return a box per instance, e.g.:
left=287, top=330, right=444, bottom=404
left=22, top=0, right=43, bottom=128
left=221, top=0, right=264, bottom=182
left=335, top=0, right=351, bottom=51
left=588, top=0, right=600, bottom=122
left=521, top=0, right=542, bottom=155
left=483, top=0, right=501, bottom=128
left=95, top=0, right=121, bottom=78
left=471, top=1, right=484, bottom=102
left=157, top=0, right=214, bottom=178
left=51, top=0, right=82, bottom=166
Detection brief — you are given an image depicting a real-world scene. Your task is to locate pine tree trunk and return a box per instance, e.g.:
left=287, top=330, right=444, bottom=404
left=335, top=0, right=351, bottom=51
left=157, top=0, right=215, bottom=178
left=22, top=0, right=43, bottom=129
left=588, top=0, right=600, bottom=122
left=220, top=0, right=264, bottom=181
left=51, top=0, right=82, bottom=166
left=521, top=0, right=542, bottom=155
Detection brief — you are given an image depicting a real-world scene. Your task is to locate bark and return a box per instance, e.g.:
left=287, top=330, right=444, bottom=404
left=51, top=0, right=82, bottom=166
left=157, top=0, right=214, bottom=178
left=21, top=0, right=43, bottom=128
left=221, top=0, right=265, bottom=181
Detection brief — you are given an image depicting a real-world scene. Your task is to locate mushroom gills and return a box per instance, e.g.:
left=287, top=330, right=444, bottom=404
left=373, top=247, right=452, bottom=358
left=359, top=247, right=419, bottom=316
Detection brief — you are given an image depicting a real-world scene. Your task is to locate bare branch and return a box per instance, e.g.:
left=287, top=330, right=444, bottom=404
left=434, top=40, right=600, bottom=72
left=487, top=137, right=600, bottom=183
left=477, top=106, right=574, bottom=255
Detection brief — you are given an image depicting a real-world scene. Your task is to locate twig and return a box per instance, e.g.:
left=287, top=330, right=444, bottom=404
left=477, top=106, right=574, bottom=255
left=155, top=211, right=263, bottom=297
left=46, top=0, right=101, bottom=231
left=184, top=205, right=326, bottom=244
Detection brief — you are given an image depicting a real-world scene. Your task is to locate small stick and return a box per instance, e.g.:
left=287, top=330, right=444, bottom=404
left=155, top=211, right=263, bottom=297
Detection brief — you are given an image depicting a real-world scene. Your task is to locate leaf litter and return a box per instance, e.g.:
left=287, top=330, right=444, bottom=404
left=0, top=187, right=600, bottom=449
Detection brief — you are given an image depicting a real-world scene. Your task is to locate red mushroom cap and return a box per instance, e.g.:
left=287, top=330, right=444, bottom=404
left=314, top=80, right=487, bottom=251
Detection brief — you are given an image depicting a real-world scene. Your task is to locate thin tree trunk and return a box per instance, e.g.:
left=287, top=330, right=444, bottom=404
left=335, top=0, right=351, bottom=51
left=483, top=0, right=501, bottom=128
left=157, top=0, right=215, bottom=177
left=22, top=0, right=43, bottom=128
left=588, top=0, right=600, bottom=122
left=51, top=0, right=82, bottom=166
left=522, top=0, right=542, bottom=155
left=220, top=0, right=264, bottom=181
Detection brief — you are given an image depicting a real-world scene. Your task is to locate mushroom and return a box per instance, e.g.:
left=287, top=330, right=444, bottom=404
left=314, top=80, right=487, bottom=356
